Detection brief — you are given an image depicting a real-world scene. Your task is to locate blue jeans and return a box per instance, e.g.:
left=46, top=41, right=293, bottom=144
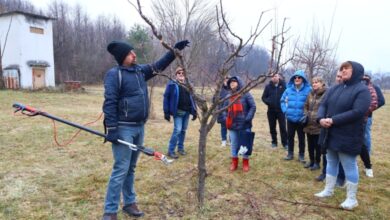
left=364, top=117, right=372, bottom=154
left=220, top=122, right=227, bottom=141
left=229, top=128, right=251, bottom=159
left=168, top=110, right=190, bottom=153
left=326, top=149, right=359, bottom=184
left=104, top=125, right=144, bottom=214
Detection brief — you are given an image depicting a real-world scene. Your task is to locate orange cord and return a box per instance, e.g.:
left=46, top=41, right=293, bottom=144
left=51, top=112, right=104, bottom=147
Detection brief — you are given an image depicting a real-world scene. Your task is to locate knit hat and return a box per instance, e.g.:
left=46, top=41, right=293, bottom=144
left=175, top=66, right=184, bottom=74
left=107, top=40, right=134, bottom=65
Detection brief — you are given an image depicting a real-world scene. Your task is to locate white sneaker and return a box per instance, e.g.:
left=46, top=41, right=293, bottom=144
left=221, top=140, right=226, bottom=147
left=365, top=168, right=374, bottom=178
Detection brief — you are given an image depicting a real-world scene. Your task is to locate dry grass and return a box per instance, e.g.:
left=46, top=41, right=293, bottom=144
left=1, top=87, right=389, bottom=219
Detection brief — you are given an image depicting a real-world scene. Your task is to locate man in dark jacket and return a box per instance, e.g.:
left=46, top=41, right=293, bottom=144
left=261, top=73, right=287, bottom=149
left=314, top=61, right=370, bottom=210
left=102, top=40, right=189, bottom=220
left=163, top=67, right=197, bottom=159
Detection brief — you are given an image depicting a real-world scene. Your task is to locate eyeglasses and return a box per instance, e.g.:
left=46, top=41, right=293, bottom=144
left=294, top=76, right=302, bottom=80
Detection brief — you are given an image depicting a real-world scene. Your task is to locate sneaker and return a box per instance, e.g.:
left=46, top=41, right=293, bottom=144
left=365, top=168, right=374, bottom=178
left=284, top=154, right=293, bottom=160
left=310, top=163, right=320, bottom=170
left=304, top=162, right=313, bottom=168
left=167, top=152, right=179, bottom=159
left=271, top=143, right=277, bottom=148
left=178, top=150, right=187, bottom=156
left=298, top=155, right=305, bottom=163
left=122, top=203, right=144, bottom=217
left=221, top=140, right=226, bottom=147
left=315, top=173, right=326, bottom=182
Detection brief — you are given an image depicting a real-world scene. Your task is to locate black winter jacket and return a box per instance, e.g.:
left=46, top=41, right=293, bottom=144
left=317, top=61, right=371, bottom=155
left=103, top=51, right=175, bottom=128
left=261, top=80, right=286, bottom=112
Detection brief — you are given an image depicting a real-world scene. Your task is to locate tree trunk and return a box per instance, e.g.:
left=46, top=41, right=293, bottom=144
left=197, top=118, right=209, bottom=207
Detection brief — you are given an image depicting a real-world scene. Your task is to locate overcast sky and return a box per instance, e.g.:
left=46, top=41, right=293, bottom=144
left=32, top=0, right=390, bottom=73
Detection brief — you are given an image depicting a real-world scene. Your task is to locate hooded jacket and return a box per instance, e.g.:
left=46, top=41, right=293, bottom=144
left=224, top=76, right=257, bottom=130
left=163, top=80, right=197, bottom=117
left=317, top=61, right=371, bottom=155
left=280, top=70, right=312, bottom=122
left=103, top=51, right=175, bottom=127
left=262, top=79, right=286, bottom=112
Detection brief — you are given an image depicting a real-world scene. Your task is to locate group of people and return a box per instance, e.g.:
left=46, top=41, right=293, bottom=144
left=262, top=62, right=385, bottom=210
left=100, top=39, right=385, bottom=219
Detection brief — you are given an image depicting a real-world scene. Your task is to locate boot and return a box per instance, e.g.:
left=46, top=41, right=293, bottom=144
left=122, top=203, right=144, bottom=217
left=243, top=158, right=250, bottom=172
left=314, top=174, right=337, bottom=198
left=340, top=181, right=359, bottom=210
left=102, top=213, right=117, bottom=220
left=230, top=157, right=238, bottom=171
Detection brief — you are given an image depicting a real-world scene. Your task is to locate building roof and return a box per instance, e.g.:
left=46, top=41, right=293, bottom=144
left=0, top=10, right=55, bottom=20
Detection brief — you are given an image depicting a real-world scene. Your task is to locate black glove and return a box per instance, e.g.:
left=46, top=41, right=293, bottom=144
left=106, top=127, right=119, bottom=143
left=164, top=113, right=170, bottom=122
left=174, top=40, right=190, bottom=50
left=192, top=113, right=197, bottom=121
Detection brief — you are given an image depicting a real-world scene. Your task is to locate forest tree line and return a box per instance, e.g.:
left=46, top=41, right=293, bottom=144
left=1, top=0, right=389, bottom=89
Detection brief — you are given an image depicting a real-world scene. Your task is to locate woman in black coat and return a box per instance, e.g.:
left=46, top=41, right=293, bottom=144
left=314, top=61, right=370, bottom=210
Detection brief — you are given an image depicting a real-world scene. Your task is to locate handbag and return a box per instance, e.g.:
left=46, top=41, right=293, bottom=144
left=236, top=130, right=255, bottom=156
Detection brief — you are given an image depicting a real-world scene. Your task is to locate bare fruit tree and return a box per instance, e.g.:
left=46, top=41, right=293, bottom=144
left=128, top=0, right=290, bottom=207
left=292, top=15, right=339, bottom=82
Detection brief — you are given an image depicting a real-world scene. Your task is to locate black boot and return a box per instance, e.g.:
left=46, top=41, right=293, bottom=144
left=315, top=173, right=326, bottom=182
left=123, top=203, right=144, bottom=217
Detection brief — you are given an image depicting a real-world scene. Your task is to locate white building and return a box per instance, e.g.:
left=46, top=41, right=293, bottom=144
left=0, top=11, right=55, bottom=89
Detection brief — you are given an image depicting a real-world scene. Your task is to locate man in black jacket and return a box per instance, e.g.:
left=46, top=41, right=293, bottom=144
left=261, top=73, right=288, bottom=149
left=102, top=40, right=189, bottom=220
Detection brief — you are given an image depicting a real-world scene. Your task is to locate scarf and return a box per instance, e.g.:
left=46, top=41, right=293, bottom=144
left=226, top=95, right=243, bottom=129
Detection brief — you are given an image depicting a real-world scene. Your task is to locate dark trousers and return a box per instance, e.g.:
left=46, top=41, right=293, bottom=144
left=267, top=111, right=288, bottom=146
left=360, top=144, right=372, bottom=169
left=287, top=121, right=305, bottom=156
left=306, top=134, right=321, bottom=164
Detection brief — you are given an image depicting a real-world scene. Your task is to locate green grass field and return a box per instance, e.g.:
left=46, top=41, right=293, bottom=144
left=1, top=87, right=389, bottom=219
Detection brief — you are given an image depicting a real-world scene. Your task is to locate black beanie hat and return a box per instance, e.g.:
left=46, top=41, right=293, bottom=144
left=107, top=40, right=134, bottom=65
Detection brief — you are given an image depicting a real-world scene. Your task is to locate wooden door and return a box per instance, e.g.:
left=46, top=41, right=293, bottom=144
left=33, top=68, right=46, bottom=89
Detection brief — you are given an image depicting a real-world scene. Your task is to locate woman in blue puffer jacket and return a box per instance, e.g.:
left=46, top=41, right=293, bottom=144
left=280, top=70, right=312, bottom=162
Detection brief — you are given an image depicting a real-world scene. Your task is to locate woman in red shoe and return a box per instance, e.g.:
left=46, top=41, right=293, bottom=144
left=225, top=76, right=256, bottom=172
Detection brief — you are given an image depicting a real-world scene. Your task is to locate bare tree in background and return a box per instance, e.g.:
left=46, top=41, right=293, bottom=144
left=292, top=16, right=339, bottom=82
left=128, top=0, right=293, bottom=207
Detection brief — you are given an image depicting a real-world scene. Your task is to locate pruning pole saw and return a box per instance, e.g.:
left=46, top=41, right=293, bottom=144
left=12, top=103, right=173, bottom=165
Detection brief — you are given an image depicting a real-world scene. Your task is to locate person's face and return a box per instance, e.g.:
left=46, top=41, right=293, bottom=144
left=340, top=65, right=353, bottom=81
left=176, top=70, right=185, bottom=82
left=271, top=74, right=280, bottom=84
left=230, top=80, right=238, bottom=90
left=335, top=72, right=343, bottom=84
left=294, top=76, right=303, bottom=86
left=312, top=80, right=323, bottom=91
left=122, top=50, right=137, bottom=66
